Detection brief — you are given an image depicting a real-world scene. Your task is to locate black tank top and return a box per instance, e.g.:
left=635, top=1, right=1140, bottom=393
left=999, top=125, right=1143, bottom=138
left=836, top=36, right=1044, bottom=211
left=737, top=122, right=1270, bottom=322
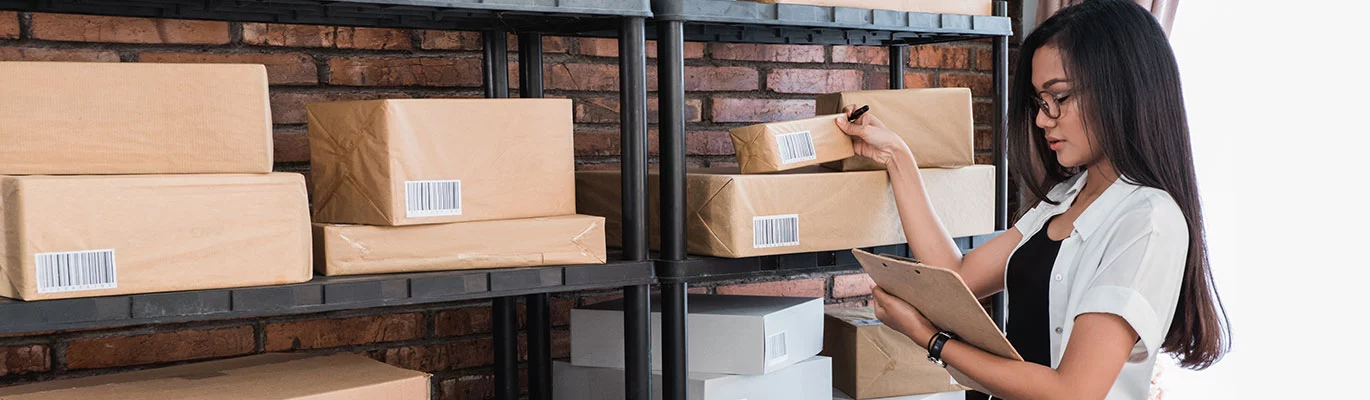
left=1005, top=218, right=1063, bottom=367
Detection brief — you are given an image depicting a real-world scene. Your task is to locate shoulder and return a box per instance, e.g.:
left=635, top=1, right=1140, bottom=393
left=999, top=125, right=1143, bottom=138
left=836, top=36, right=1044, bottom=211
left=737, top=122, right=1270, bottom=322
left=1109, top=185, right=1189, bottom=243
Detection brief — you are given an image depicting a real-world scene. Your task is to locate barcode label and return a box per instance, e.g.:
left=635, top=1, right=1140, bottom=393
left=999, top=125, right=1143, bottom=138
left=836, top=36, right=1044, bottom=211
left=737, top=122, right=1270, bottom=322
left=753, top=214, right=800, bottom=249
left=405, top=180, right=462, bottom=218
left=766, top=332, right=789, bottom=366
left=35, top=249, right=117, bottom=294
left=775, top=131, right=818, bottom=164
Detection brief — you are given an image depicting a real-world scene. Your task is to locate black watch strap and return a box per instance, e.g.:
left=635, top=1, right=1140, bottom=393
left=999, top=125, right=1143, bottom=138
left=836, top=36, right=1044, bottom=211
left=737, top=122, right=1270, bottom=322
left=926, top=331, right=957, bottom=367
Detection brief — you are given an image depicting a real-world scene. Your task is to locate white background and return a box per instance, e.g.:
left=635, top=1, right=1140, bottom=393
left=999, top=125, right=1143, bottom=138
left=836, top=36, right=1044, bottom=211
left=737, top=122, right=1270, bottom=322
left=1159, top=0, right=1370, bottom=397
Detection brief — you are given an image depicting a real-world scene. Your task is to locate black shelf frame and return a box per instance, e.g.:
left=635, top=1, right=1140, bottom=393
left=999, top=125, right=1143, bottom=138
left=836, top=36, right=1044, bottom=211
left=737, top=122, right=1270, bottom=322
left=0, top=1, right=654, bottom=400
left=649, top=2, right=1013, bottom=399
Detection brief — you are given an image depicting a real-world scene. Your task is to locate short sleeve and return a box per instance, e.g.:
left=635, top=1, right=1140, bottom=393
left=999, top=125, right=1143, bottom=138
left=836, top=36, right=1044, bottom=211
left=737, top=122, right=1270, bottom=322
left=1072, top=204, right=1189, bottom=360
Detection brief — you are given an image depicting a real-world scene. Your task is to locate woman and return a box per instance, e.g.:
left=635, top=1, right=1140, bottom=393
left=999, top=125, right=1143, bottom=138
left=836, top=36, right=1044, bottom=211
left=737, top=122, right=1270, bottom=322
left=833, top=1, right=1230, bottom=398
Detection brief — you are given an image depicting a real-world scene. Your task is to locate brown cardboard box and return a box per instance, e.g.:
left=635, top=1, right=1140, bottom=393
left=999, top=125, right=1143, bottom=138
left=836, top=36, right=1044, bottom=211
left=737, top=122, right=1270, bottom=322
left=0, top=62, right=273, bottom=175
left=0, top=173, right=312, bottom=301
left=817, top=88, right=974, bottom=170
left=314, top=215, right=607, bottom=276
left=0, top=353, right=430, bottom=400
left=747, top=0, right=991, bottom=15
left=577, top=165, right=994, bottom=258
left=823, top=307, right=969, bottom=399
left=308, top=99, right=576, bottom=226
left=730, top=114, right=856, bottom=174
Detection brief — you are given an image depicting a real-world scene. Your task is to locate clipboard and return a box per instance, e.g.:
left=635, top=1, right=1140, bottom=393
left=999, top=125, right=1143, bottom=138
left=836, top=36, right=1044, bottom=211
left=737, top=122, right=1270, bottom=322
left=853, top=248, right=1023, bottom=396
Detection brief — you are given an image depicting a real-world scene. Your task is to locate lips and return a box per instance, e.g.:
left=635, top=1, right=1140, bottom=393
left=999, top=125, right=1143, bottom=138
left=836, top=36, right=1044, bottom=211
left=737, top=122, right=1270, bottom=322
left=1046, top=137, right=1065, bottom=151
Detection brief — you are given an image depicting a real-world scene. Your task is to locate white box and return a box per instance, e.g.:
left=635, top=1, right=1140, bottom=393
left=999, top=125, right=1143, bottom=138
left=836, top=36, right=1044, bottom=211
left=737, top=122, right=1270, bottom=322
left=833, top=388, right=966, bottom=400
left=571, top=294, right=824, bottom=375
left=555, top=356, right=833, bottom=400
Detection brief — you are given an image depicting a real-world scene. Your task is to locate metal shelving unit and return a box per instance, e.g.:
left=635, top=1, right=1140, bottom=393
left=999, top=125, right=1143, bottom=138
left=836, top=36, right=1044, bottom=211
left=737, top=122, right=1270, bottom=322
left=0, top=1, right=654, bottom=400
left=648, top=1, right=1013, bottom=399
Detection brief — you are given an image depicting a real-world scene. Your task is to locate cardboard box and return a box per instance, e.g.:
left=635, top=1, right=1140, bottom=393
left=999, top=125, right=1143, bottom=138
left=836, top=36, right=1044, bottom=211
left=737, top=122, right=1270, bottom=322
left=0, top=62, right=273, bottom=175
left=730, top=114, right=856, bottom=174
left=555, top=356, right=833, bottom=400
left=314, top=214, right=607, bottom=276
left=572, top=294, right=823, bottom=375
left=823, top=307, right=969, bottom=399
left=308, top=99, right=575, bottom=226
left=578, top=166, right=993, bottom=258
left=0, top=173, right=312, bottom=301
left=748, top=0, right=991, bottom=16
left=833, top=388, right=966, bottom=400
left=817, top=88, right=974, bottom=170
left=0, top=353, right=430, bottom=399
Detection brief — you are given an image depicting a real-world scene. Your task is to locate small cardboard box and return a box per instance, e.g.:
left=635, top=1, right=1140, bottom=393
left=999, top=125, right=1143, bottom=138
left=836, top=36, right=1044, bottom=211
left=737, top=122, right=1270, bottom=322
left=308, top=99, right=575, bottom=226
left=0, top=173, right=312, bottom=301
left=0, top=353, right=430, bottom=399
left=833, top=388, right=966, bottom=400
left=0, top=62, right=273, bottom=175
left=571, top=294, right=824, bottom=375
left=823, top=307, right=969, bottom=399
left=817, top=88, right=974, bottom=170
left=576, top=166, right=994, bottom=258
left=748, top=0, right=991, bottom=15
left=729, top=114, right=855, bottom=174
left=314, top=214, right=607, bottom=276
left=554, top=356, right=833, bottom=400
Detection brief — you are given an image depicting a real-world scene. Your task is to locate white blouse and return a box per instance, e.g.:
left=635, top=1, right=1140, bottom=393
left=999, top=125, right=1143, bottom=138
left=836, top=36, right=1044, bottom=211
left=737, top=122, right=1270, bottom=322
left=1007, top=170, right=1188, bottom=400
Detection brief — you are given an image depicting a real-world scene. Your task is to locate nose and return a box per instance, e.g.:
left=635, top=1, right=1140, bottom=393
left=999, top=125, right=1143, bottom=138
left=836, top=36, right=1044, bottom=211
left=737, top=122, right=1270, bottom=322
left=1035, top=108, right=1055, bottom=130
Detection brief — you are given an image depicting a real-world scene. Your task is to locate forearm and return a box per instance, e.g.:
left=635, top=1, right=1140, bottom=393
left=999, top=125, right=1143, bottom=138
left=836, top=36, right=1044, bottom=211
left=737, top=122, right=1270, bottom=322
left=885, top=149, right=963, bottom=271
left=909, top=325, right=1069, bottom=400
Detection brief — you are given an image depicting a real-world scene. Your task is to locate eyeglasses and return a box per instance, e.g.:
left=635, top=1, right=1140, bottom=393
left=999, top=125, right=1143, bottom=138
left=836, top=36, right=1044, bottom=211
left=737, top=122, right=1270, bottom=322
left=1032, top=90, right=1074, bottom=119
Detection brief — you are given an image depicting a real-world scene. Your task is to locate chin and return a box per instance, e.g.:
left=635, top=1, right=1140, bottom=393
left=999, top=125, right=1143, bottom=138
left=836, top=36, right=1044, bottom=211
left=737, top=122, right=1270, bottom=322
left=1055, top=153, right=1086, bottom=168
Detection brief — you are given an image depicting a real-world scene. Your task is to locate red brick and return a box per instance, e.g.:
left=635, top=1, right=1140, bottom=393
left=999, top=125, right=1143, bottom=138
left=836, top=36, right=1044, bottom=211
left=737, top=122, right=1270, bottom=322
left=328, top=57, right=483, bottom=87
left=337, top=27, right=412, bottom=50
left=833, top=273, right=875, bottom=298
left=831, top=46, right=888, bottom=65
left=578, top=292, right=623, bottom=306
left=940, top=72, right=992, bottom=97
left=717, top=278, right=825, bottom=298
left=546, top=63, right=620, bottom=91
left=441, top=373, right=495, bottom=400
left=264, top=313, right=424, bottom=351
left=975, top=128, right=992, bottom=152
left=243, top=23, right=333, bottom=47
left=380, top=337, right=493, bottom=371
left=577, top=129, right=716, bottom=157
left=0, top=47, right=119, bottom=62
left=0, top=345, right=49, bottom=377
left=274, top=128, right=309, bottom=163
left=577, top=38, right=703, bottom=59
left=515, top=330, right=572, bottom=361
left=976, top=48, right=993, bottom=71
left=709, top=43, right=823, bottom=63
left=0, top=12, right=17, bottom=39
left=140, top=52, right=317, bottom=85
left=905, top=71, right=934, bottom=88
left=270, top=91, right=410, bottom=125
left=551, top=297, right=575, bottom=327
left=973, top=101, right=992, bottom=126
left=825, top=300, right=868, bottom=311
left=686, top=66, right=758, bottom=91
left=975, top=153, right=992, bottom=165
left=910, top=45, right=971, bottom=70
left=67, top=326, right=254, bottom=369
left=420, top=30, right=480, bottom=50
left=436, top=305, right=493, bottom=337
left=574, top=97, right=701, bottom=124
left=710, top=98, right=815, bottom=123
left=767, top=69, right=863, bottom=94
left=32, top=13, right=228, bottom=44
left=687, top=131, right=736, bottom=156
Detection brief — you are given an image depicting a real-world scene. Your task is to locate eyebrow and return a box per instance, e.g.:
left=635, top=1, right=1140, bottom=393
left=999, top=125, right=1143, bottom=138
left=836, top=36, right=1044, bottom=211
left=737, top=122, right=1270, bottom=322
left=1038, top=78, right=1071, bottom=91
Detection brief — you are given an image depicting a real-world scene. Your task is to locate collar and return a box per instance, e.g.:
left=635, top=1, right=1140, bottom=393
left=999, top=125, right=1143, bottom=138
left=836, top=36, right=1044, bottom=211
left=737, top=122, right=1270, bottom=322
left=1046, top=170, right=1142, bottom=241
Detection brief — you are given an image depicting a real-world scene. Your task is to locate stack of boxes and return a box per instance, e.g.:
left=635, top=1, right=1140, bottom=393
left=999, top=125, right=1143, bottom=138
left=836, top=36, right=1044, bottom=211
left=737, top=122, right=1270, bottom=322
left=559, top=294, right=833, bottom=400
left=824, top=307, right=969, bottom=400
left=0, top=62, right=312, bottom=301
left=307, top=99, right=608, bottom=275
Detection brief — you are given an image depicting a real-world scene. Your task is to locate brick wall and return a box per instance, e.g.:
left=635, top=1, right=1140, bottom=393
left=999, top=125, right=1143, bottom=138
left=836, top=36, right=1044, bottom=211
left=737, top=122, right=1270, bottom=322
left=0, top=6, right=1016, bottom=399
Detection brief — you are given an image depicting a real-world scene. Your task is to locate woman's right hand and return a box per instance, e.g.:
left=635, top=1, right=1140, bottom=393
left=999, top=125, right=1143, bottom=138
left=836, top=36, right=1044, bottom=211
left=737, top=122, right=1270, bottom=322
left=833, top=105, right=912, bottom=166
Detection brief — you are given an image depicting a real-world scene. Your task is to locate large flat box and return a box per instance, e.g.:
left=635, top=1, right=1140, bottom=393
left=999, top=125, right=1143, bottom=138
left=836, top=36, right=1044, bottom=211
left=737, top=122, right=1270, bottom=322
left=577, top=166, right=994, bottom=258
left=748, top=0, right=991, bottom=16
left=572, top=294, right=824, bottom=375
left=730, top=114, right=855, bottom=174
left=308, top=99, right=575, bottom=226
left=314, top=214, right=607, bottom=276
left=823, top=307, right=969, bottom=399
left=555, top=356, right=832, bottom=400
left=0, top=62, right=273, bottom=175
left=833, top=388, right=966, bottom=400
left=817, top=88, right=974, bottom=170
left=0, top=173, right=312, bottom=301
left=0, top=353, right=430, bottom=400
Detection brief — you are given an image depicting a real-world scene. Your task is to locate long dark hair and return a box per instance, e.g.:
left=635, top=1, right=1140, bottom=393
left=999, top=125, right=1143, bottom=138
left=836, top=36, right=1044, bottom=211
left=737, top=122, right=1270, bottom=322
left=1009, top=0, right=1230, bottom=370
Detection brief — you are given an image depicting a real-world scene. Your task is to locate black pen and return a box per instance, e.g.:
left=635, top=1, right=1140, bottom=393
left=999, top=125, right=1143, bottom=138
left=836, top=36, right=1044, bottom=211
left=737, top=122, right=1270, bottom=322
left=847, top=105, right=870, bottom=123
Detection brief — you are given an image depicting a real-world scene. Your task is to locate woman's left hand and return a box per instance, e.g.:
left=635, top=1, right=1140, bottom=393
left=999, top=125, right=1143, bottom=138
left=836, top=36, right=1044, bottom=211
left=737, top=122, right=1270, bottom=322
left=871, top=284, right=938, bottom=349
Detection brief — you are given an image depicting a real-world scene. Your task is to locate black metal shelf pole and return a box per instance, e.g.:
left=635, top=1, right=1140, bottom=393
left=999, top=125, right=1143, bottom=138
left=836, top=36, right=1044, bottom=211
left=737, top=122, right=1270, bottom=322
left=619, top=16, right=653, bottom=400
left=484, top=29, right=519, bottom=400
left=517, top=31, right=554, bottom=400
left=889, top=45, right=906, bottom=90
left=656, top=18, right=690, bottom=400
left=991, top=0, right=1010, bottom=332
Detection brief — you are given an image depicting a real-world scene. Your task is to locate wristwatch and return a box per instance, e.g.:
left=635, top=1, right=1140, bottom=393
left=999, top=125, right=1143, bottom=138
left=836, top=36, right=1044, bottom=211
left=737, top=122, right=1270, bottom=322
left=926, top=331, right=957, bottom=368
